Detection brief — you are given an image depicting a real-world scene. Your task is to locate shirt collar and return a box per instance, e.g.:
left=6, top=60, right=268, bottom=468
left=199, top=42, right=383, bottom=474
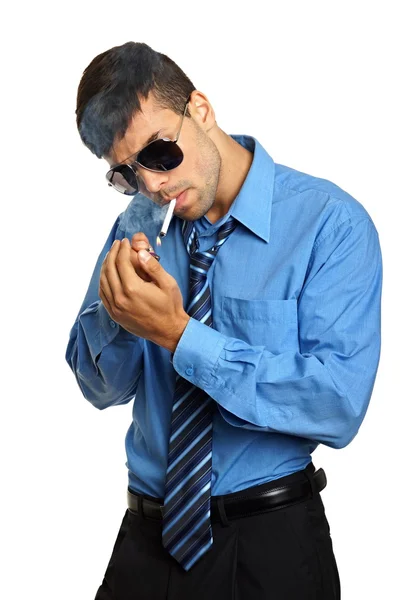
left=227, top=135, right=274, bottom=243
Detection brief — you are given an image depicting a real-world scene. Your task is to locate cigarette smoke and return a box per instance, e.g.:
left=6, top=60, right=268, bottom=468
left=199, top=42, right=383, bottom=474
left=118, top=193, right=171, bottom=247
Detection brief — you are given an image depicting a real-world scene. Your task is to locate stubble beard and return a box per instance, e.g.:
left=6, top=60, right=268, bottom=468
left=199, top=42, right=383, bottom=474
left=184, top=134, right=221, bottom=222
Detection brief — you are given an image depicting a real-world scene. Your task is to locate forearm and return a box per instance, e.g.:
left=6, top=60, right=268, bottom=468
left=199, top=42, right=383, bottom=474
left=172, top=318, right=381, bottom=449
left=65, top=300, right=144, bottom=410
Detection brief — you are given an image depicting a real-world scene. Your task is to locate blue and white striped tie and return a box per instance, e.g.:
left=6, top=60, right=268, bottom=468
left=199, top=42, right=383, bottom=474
left=161, top=215, right=237, bottom=571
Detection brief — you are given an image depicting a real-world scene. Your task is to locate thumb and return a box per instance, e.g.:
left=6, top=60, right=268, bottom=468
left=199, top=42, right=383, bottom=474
left=138, top=249, right=167, bottom=285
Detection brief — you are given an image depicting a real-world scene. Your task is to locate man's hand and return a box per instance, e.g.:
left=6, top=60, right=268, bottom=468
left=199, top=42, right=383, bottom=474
left=129, top=232, right=155, bottom=282
left=99, top=237, right=190, bottom=353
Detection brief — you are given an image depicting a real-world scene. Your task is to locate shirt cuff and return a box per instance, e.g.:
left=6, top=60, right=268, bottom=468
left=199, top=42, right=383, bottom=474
left=172, top=318, right=226, bottom=386
left=83, top=301, right=121, bottom=362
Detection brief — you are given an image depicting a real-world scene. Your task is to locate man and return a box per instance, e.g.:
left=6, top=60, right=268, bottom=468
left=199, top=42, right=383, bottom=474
left=65, top=41, right=382, bottom=599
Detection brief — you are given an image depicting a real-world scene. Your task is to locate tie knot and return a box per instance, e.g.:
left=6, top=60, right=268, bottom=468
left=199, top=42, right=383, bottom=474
left=216, top=215, right=237, bottom=241
left=183, top=215, right=237, bottom=258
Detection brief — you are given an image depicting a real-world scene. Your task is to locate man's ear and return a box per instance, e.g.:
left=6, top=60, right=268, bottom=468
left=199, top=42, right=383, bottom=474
left=189, top=90, right=216, bottom=133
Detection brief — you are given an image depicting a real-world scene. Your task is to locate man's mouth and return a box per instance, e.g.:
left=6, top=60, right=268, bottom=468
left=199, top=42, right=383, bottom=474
left=175, top=189, right=188, bottom=208
left=161, top=190, right=188, bottom=206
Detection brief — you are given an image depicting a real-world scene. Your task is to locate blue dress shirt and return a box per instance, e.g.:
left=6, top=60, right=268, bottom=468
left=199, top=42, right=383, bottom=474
left=65, top=135, right=382, bottom=498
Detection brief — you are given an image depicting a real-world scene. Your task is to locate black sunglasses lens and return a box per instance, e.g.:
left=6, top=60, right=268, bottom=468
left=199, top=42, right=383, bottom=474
left=106, top=165, right=138, bottom=195
left=138, top=140, right=183, bottom=171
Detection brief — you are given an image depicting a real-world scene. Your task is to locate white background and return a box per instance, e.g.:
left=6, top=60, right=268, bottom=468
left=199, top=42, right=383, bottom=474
left=1, top=1, right=398, bottom=598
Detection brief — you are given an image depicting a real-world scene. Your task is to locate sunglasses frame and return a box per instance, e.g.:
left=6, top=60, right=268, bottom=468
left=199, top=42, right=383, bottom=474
left=106, top=95, right=191, bottom=195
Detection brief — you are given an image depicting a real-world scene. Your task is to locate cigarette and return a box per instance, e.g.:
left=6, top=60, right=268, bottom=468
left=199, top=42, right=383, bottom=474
left=159, top=198, right=176, bottom=238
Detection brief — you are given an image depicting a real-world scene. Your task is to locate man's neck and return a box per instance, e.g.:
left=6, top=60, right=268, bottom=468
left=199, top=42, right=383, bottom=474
left=207, top=131, right=253, bottom=222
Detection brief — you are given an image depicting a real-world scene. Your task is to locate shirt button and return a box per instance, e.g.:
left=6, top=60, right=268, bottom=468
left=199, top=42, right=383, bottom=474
left=109, top=320, right=116, bottom=328
left=186, top=367, right=194, bottom=376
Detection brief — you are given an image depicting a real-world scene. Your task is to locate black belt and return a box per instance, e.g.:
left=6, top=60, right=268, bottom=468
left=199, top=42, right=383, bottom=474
left=127, top=467, right=327, bottom=523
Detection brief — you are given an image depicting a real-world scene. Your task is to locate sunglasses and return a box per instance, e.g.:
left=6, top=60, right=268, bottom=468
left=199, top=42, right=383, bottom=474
left=106, top=97, right=190, bottom=196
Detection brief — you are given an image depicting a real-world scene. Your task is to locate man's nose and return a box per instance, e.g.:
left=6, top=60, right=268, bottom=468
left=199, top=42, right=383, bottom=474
left=137, top=166, right=169, bottom=195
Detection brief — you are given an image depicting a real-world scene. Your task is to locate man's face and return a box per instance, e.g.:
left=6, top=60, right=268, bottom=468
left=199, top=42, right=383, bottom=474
left=104, top=92, right=221, bottom=221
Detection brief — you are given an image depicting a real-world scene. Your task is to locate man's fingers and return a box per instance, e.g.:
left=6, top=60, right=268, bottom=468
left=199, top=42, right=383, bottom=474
left=115, top=239, right=142, bottom=295
left=99, top=287, right=113, bottom=318
left=129, top=245, right=153, bottom=282
left=99, top=273, right=114, bottom=309
left=100, top=239, right=124, bottom=306
left=138, top=249, right=173, bottom=289
left=131, top=232, right=151, bottom=251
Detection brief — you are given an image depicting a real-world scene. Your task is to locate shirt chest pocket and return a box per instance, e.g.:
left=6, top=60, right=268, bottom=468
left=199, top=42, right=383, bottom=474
left=219, top=297, right=299, bottom=353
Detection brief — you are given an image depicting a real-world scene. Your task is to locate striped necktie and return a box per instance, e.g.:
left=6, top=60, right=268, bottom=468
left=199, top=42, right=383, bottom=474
left=161, top=215, right=237, bottom=571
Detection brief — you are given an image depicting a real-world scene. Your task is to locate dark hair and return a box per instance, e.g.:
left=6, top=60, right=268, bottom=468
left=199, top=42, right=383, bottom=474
left=76, top=42, right=196, bottom=159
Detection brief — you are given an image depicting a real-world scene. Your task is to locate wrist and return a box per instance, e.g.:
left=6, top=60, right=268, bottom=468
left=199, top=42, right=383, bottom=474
left=166, top=313, right=190, bottom=354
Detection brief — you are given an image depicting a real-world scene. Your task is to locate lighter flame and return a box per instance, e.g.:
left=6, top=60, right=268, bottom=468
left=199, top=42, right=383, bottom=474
left=156, top=236, right=162, bottom=247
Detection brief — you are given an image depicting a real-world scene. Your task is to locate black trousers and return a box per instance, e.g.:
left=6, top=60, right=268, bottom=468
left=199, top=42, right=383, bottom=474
left=95, top=467, right=340, bottom=599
